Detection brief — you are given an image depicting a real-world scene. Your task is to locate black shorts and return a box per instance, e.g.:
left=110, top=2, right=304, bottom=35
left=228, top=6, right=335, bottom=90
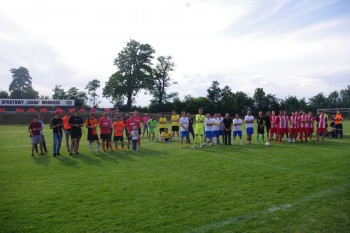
left=160, top=128, right=166, bottom=133
left=71, top=130, right=82, bottom=139
left=100, top=133, right=111, bottom=141
left=257, top=126, right=265, bottom=134
left=164, top=138, right=170, bottom=142
left=172, top=126, right=179, bottom=132
left=114, top=136, right=123, bottom=142
left=87, top=134, right=99, bottom=141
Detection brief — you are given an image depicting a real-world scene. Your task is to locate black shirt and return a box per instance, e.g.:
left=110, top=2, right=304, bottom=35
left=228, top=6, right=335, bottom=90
left=51, top=117, right=63, bottom=134
left=264, top=116, right=271, bottom=127
left=222, top=118, right=233, bottom=130
left=68, top=115, right=83, bottom=133
left=188, top=117, right=194, bottom=131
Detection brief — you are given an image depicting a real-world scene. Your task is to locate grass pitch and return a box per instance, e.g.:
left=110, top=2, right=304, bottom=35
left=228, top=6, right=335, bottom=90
left=0, top=123, right=349, bottom=233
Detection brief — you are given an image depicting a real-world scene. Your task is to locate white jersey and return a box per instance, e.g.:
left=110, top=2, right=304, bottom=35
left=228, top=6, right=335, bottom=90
left=233, top=118, right=243, bottom=132
left=212, top=117, right=220, bottom=131
left=219, top=117, right=224, bottom=130
left=245, top=115, right=254, bottom=128
left=204, top=118, right=213, bottom=132
left=179, top=117, right=189, bottom=131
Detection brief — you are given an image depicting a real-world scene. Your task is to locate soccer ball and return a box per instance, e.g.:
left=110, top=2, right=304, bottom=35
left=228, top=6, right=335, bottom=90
left=265, top=142, right=271, bottom=147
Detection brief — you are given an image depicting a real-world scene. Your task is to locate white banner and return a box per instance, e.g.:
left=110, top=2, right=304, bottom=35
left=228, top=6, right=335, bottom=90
left=0, top=99, right=75, bottom=106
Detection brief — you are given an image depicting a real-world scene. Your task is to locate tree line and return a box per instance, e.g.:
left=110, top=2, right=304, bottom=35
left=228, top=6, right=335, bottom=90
left=1, top=39, right=349, bottom=115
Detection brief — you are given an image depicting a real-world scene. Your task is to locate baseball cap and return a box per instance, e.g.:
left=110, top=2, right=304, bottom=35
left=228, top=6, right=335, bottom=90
left=33, top=113, right=40, bottom=118
left=55, top=110, right=62, bottom=115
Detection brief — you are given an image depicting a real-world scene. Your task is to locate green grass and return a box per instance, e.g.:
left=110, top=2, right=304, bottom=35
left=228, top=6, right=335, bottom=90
left=0, top=123, right=349, bottom=233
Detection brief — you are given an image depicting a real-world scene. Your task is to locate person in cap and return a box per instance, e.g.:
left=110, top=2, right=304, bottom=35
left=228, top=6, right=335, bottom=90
left=28, top=113, right=44, bottom=157
left=50, top=110, right=63, bottom=157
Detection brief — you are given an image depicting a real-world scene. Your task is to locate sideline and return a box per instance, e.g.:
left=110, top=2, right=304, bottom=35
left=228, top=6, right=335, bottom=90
left=189, top=182, right=350, bottom=233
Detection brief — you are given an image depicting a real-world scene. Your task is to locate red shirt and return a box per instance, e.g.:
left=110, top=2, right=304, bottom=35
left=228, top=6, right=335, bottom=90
left=29, top=121, right=42, bottom=136
left=99, top=117, right=111, bottom=134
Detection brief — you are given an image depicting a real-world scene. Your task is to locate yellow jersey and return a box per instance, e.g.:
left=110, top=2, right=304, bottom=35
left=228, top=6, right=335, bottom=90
left=159, top=117, right=167, bottom=128
left=171, top=114, right=179, bottom=127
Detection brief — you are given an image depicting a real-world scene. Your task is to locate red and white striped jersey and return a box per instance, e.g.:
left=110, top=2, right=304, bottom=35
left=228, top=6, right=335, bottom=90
left=309, top=117, right=315, bottom=129
left=289, top=115, right=299, bottom=129
left=270, top=115, right=277, bottom=128
left=317, top=115, right=327, bottom=129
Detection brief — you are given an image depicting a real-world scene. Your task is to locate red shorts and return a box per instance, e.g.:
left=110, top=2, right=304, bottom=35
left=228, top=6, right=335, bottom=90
left=289, top=128, right=297, bottom=134
left=317, top=128, right=326, bottom=134
left=284, top=128, right=289, bottom=134
left=270, top=128, right=277, bottom=134
left=277, top=128, right=284, bottom=134
left=300, top=128, right=309, bottom=134
left=309, top=128, right=314, bottom=134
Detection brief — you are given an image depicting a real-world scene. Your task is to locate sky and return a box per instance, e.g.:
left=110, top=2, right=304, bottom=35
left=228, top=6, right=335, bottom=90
left=1, top=0, right=350, bottom=107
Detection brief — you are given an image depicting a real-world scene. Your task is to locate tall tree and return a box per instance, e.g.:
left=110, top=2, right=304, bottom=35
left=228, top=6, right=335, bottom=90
left=85, top=79, right=101, bottom=107
left=339, top=85, right=350, bottom=107
left=220, top=85, right=235, bottom=114
left=103, top=39, right=155, bottom=110
left=327, top=91, right=340, bottom=108
left=150, top=56, right=177, bottom=110
left=66, top=87, right=88, bottom=107
left=207, top=80, right=222, bottom=112
left=52, top=85, right=67, bottom=99
left=9, top=67, right=39, bottom=99
left=253, top=87, right=267, bottom=113
left=309, top=92, right=327, bottom=112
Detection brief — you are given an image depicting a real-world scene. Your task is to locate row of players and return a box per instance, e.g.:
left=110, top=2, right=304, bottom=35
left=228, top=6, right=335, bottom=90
left=28, top=108, right=341, bottom=156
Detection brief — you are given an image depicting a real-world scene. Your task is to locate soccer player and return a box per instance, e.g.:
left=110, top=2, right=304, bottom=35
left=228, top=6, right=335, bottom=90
left=28, top=113, right=44, bottom=156
left=187, top=112, right=195, bottom=143
left=222, top=113, right=233, bottom=145
left=276, top=110, right=284, bottom=143
left=106, top=113, right=114, bottom=150
left=159, top=113, right=167, bottom=141
left=232, top=113, right=243, bottom=145
left=99, top=112, right=113, bottom=152
left=204, top=113, right=213, bottom=146
left=308, top=112, right=315, bottom=140
left=288, top=111, right=298, bottom=143
left=194, top=108, right=205, bottom=148
left=62, top=109, right=71, bottom=152
left=160, top=128, right=172, bottom=143
left=269, top=111, right=277, bottom=142
left=283, top=111, right=289, bottom=141
left=179, top=111, right=189, bottom=147
left=256, top=111, right=265, bottom=142
left=171, top=110, right=180, bottom=141
left=86, top=112, right=100, bottom=153
left=142, top=113, right=150, bottom=138
left=147, top=116, right=157, bottom=141
left=218, top=113, right=224, bottom=144
left=68, top=110, right=84, bottom=155
left=317, top=111, right=328, bottom=142
left=113, top=116, right=125, bottom=151
left=50, top=110, right=63, bottom=156
left=211, top=113, right=220, bottom=145
left=123, top=113, right=131, bottom=151
left=245, top=110, right=254, bottom=144
left=299, top=111, right=309, bottom=142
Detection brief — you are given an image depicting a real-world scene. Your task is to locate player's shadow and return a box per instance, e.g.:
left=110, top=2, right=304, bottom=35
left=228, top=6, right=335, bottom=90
left=55, top=155, right=79, bottom=167
left=33, top=154, right=51, bottom=166
left=70, top=153, right=102, bottom=166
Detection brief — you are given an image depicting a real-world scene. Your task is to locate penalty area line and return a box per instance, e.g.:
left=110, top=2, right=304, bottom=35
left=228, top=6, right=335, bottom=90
left=189, top=182, right=350, bottom=233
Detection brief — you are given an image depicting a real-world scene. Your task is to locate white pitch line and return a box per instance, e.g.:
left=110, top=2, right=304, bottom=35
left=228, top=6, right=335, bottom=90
left=189, top=182, right=350, bottom=233
left=215, top=154, right=343, bottom=180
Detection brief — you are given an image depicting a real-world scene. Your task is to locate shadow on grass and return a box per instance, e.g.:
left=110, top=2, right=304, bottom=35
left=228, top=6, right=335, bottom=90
left=33, top=154, right=51, bottom=165
left=55, top=155, right=79, bottom=167
left=70, top=153, right=103, bottom=166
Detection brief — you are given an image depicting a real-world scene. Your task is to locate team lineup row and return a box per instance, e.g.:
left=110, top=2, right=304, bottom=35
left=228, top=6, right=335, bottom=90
left=27, top=108, right=344, bottom=156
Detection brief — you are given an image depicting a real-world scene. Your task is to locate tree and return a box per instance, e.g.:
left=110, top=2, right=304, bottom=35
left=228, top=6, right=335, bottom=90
left=103, top=39, right=155, bottom=110
left=327, top=91, right=340, bottom=108
left=52, top=85, right=67, bottom=99
left=234, top=91, right=254, bottom=116
left=220, top=85, right=235, bottom=114
left=9, top=67, right=39, bottom=99
left=66, top=87, right=88, bottom=107
left=0, top=90, right=9, bottom=98
left=85, top=79, right=101, bottom=107
left=207, top=80, right=222, bottom=112
left=339, top=85, right=350, bottom=107
left=309, top=92, right=327, bottom=112
left=150, top=56, right=177, bottom=110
